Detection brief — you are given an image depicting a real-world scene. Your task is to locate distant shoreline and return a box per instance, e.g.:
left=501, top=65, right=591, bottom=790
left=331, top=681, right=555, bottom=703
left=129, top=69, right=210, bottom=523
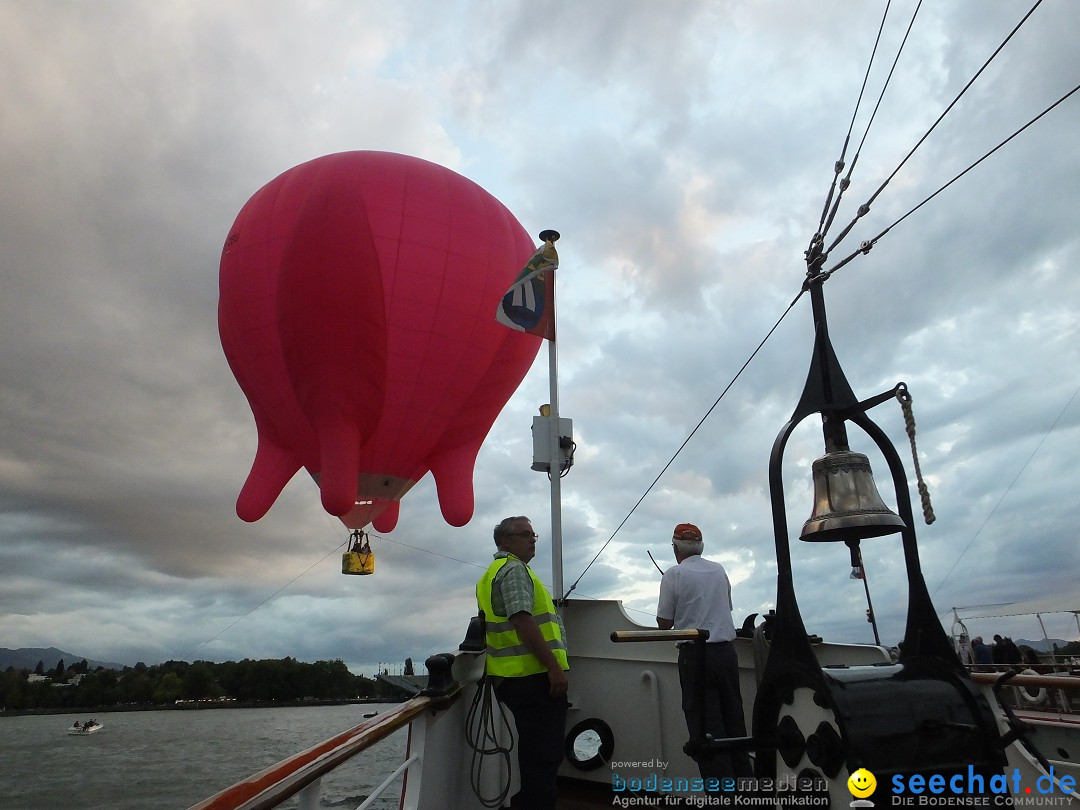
left=0, top=697, right=400, bottom=719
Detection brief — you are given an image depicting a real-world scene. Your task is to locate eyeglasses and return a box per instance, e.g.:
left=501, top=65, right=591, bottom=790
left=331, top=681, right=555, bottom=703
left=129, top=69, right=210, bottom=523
left=509, top=531, right=539, bottom=540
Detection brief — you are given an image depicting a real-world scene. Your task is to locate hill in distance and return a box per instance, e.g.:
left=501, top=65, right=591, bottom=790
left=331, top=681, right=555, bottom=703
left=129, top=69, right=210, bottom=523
left=0, top=647, right=125, bottom=672
left=1015, top=638, right=1071, bottom=653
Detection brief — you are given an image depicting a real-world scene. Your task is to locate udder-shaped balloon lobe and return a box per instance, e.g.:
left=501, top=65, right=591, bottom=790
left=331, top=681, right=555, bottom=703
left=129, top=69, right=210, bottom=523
left=275, top=158, right=389, bottom=519
left=220, top=151, right=541, bottom=529
left=219, top=164, right=324, bottom=522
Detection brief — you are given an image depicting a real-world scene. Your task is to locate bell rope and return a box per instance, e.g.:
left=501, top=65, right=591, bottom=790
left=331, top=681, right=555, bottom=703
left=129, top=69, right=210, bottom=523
left=897, top=385, right=936, bottom=525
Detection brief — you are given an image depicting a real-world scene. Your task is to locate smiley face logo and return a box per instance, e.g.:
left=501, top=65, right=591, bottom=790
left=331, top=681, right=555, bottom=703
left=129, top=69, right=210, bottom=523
left=848, top=768, right=877, bottom=798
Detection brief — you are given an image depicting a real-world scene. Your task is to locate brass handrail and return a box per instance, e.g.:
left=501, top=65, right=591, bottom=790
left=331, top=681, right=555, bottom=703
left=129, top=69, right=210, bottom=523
left=610, top=628, right=709, bottom=643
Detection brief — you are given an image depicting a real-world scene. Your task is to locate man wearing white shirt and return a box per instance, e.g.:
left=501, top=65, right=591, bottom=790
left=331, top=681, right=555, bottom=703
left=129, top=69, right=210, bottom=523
left=657, top=522, right=752, bottom=779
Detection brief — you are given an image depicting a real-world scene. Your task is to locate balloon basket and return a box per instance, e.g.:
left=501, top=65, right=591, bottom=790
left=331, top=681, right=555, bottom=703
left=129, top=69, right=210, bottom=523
left=342, top=550, right=375, bottom=575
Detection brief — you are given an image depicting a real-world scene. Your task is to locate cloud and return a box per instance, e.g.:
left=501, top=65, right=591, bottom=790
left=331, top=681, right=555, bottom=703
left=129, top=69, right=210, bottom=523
left=1, top=1, right=1078, bottom=678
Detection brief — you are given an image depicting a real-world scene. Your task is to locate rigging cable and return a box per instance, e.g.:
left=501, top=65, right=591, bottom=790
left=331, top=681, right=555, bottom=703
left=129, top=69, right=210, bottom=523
left=372, top=530, right=669, bottom=624
left=561, top=286, right=806, bottom=600
left=820, top=0, right=924, bottom=244
left=562, top=1, right=1063, bottom=604
left=820, top=78, right=1080, bottom=280
left=371, top=530, right=672, bottom=624
left=824, top=0, right=1046, bottom=260
left=930, top=383, right=1080, bottom=600
left=815, top=0, right=894, bottom=237
left=184, top=531, right=350, bottom=661
left=186, top=2, right=1068, bottom=657
left=376, top=532, right=487, bottom=572
left=185, top=512, right=673, bottom=662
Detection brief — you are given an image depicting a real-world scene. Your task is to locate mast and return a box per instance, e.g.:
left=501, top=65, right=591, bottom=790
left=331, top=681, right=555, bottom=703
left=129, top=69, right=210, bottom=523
left=538, top=229, right=565, bottom=601
left=511, top=228, right=567, bottom=601
left=547, top=332, right=564, bottom=600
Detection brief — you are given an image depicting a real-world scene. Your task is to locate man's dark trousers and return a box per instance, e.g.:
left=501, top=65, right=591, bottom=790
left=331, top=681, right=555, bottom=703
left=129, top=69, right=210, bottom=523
left=678, top=641, right=753, bottom=779
left=497, top=672, right=569, bottom=810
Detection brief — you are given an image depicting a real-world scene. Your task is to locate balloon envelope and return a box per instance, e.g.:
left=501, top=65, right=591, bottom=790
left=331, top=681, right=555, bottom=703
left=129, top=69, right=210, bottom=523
left=219, top=151, right=541, bottom=531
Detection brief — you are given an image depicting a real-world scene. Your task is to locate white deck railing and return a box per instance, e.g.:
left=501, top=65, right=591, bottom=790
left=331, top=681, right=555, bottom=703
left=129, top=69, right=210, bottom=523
left=189, top=693, right=447, bottom=810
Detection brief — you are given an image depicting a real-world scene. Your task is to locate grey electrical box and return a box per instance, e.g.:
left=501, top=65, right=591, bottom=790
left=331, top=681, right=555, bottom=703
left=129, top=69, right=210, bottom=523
left=531, top=415, right=573, bottom=473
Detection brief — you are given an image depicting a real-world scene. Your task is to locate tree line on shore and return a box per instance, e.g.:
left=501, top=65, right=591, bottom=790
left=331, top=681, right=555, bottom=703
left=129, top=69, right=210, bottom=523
left=1, top=656, right=408, bottom=712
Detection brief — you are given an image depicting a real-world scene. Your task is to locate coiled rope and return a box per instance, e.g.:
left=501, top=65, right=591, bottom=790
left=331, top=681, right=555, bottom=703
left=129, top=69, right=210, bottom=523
left=465, top=676, right=515, bottom=808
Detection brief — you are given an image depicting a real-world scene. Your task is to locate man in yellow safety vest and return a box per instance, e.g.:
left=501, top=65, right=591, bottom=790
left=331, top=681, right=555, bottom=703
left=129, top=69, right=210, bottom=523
left=476, top=515, right=569, bottom=810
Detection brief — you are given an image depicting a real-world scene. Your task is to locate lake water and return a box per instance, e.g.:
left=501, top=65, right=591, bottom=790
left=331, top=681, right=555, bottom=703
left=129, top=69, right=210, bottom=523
left=0, top=703, right=406, bottom=810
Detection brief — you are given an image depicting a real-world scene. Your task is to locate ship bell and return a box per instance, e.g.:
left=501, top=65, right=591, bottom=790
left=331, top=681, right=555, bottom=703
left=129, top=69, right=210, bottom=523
left=801, top=450, right=905, bottom=543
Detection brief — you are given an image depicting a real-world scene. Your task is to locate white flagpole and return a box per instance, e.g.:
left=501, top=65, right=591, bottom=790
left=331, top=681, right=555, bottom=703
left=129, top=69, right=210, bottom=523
left=540, top=230, right=564, bottom=602
left=548, top=334, right=564, bottom=602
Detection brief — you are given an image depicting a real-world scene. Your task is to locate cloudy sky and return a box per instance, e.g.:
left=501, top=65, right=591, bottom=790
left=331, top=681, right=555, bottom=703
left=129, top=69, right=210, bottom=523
left=2, top=1, right=1078, bottom=677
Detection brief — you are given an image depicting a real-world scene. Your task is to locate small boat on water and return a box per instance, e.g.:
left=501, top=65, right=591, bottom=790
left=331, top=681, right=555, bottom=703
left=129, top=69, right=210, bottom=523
left=67, top=719, right=103, bottom=736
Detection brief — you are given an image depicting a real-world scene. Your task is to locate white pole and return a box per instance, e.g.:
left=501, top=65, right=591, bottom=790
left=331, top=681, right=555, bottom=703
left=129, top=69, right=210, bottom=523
left=1036, top=612, right=1049, bottom=644
left=548, top=313, right=564, bottom=602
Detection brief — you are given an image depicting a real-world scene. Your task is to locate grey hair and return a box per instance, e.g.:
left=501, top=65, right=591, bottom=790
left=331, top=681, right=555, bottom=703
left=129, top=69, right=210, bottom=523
left=494, top=516, right=530, bottom=545
left=673, top=535, right=703, bottom=556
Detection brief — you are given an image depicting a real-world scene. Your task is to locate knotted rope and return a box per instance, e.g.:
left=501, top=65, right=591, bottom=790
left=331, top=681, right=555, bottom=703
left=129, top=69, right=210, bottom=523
left=896, top=384, right=935, bottom=525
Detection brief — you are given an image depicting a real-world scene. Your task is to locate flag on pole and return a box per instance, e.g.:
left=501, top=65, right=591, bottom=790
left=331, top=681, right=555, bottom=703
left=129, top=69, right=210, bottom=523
left=850, top=566, right=864, bottom=580
left=496, top=231, right=558, bottom=341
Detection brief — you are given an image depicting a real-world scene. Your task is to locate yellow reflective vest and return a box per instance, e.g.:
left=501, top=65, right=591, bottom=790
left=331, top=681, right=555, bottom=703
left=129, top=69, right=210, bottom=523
left=476, top=555, right=569, bottom=677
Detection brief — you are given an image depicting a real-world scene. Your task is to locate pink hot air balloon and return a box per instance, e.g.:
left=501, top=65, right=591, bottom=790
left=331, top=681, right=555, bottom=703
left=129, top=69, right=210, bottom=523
left=219, top=151, right=541, bottom=532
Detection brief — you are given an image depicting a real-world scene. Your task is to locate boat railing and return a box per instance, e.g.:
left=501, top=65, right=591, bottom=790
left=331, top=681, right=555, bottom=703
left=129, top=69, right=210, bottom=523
left=970, top=668, right=1080, bottom=716
left=1046, top=654, right=1080, bottom=675
left=189, top=692, right=445, bottom=810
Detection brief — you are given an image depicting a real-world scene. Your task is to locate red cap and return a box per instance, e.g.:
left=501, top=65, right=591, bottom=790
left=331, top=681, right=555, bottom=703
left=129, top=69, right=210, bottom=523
left=673, top=523, right=701, bottom=540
